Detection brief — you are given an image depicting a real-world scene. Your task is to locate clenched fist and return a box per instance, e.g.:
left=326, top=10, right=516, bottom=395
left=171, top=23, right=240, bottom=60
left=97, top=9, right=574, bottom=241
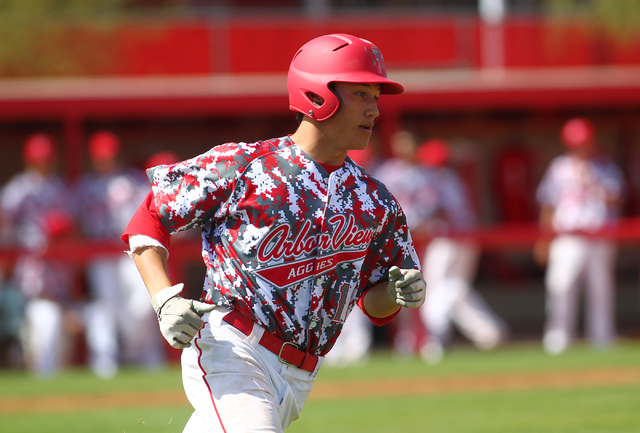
left=387, top=266, right=426, bottom=309
left=151, top=284, right=215, bottom=349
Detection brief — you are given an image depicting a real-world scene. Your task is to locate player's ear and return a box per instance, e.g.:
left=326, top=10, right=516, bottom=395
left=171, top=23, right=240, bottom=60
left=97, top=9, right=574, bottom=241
left=305, top=92, right=325, bottom=107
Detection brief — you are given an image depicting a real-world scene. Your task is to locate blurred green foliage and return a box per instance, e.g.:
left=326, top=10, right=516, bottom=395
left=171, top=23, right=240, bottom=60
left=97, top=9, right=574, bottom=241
left=0, top=0, right=127, bottom=76
left=0, top=0, right=188, bottom=77
left=544, top=0, right=640, bottom=40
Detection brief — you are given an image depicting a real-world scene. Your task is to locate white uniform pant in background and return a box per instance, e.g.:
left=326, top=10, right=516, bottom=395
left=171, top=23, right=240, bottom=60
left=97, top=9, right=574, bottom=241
left=543, top=235, right=617, bottom=355
left=420, top=237, right=507, bottom=360
left=181, top=308, right=322, bottom=433
left=85, top=257, right=120, bottom=378
left=14, top=255, right=75, bottom=377
left=323, top=307, right=372, bottom=367
left=22, top=299, right=64, bottom=377
left=85, top=255, right=165, bottom=378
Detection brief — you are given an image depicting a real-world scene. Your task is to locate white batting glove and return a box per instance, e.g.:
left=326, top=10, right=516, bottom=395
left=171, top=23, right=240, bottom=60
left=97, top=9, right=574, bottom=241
left=150, top=284, right=215, bottom=349
left=387, top=266, right=426, bottom=309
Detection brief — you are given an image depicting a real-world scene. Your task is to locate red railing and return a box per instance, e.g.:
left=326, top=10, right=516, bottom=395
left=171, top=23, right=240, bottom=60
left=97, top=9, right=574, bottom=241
left=3, top=217, right=640, bottom=266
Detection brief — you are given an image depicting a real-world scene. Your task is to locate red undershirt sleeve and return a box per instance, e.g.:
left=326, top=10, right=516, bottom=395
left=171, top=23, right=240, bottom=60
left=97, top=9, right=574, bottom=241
left=357, top=286, right=401, bottom=326
left=121, top=191, right=171, bottom=250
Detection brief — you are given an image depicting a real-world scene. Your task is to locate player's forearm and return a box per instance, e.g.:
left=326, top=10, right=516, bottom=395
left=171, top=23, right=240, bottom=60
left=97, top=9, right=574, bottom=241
left=538, top=205, right=555, bottom=234
left=131, top=245, right=173, bottom=298
left=361, top=281, right=402, bottom=318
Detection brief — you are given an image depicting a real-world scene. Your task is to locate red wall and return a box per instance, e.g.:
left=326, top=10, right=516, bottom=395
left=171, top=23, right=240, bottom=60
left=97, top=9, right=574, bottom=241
left=24, top=16, right=640, bottom=78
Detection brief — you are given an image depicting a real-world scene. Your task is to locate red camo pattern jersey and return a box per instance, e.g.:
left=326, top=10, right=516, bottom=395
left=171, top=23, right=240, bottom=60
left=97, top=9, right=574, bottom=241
left=148, top=135, right=420, bottom=356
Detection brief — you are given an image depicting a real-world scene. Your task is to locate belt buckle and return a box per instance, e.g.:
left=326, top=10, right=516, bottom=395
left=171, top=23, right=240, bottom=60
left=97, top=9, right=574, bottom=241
left=278, top=341, right=299, bottom=366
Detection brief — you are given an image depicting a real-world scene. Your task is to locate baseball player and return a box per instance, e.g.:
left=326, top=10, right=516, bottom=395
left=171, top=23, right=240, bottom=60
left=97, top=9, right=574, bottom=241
left=372, top=130, right=437, bottom=356
left=414, top=138, right=508, bottom=363
left=535, top=117, right=624, bottom=355
left=73, top=131, right=165, bottom=377
left=122, top=34, right=426, bottom=432
left=0, top=133, right=76, bottom=376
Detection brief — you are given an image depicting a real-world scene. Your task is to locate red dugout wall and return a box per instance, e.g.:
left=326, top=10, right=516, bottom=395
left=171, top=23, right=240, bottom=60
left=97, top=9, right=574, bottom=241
left=16, top=16, right=639, bottom=77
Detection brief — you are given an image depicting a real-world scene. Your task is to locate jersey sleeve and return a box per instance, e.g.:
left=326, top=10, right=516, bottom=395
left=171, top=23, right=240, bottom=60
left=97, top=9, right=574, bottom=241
left=536, top=158, right=560, bottom=207
left=146, top=143, right=250, bottom=235
left=441, top=169, right=478, bottom=231
left=374, top=197, right=421, bottom=274
left=357, top=181, right=421, bottom=325
left=121, top=191, right=171, bottom=250
left=599, top=159, right=625, bottom=202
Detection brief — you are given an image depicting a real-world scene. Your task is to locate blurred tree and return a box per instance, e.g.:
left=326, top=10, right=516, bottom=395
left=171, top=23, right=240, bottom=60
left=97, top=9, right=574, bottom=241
left=543, top=0, right=640, bottom=40
left=0, top=0, right=188, bottom=77
left=0, top=0, right=129, bottom=76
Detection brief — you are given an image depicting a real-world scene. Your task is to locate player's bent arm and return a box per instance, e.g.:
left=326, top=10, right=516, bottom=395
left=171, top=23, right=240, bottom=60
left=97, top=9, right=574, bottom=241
left=131, top=243, right=214, bottom=349
left=362, top=266, right=427, bottom=318
left=131, top=245, right=172, bottom=298
left=533, top=205, right=555, bottom=266
left=361, top=281, right=402, bottom=318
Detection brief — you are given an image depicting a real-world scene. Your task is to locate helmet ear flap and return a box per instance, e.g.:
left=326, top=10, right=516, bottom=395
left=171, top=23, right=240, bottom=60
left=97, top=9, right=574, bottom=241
left=305, top=91, right=324, bottom=108
left=296, top=87, right=340, bottom=121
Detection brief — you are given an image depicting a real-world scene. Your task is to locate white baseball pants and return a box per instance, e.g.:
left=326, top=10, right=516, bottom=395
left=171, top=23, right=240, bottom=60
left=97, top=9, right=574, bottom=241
left=85, top=255, right=165, bottom=377
left=181, top=307, right=322, bottom=433
left=323, top=306, right=373, bottom=366
left=420, top=237, right=507, bottom=349
left=22, top=298, right=65, bottom=377
left=543, top=235, right=616, bottom=354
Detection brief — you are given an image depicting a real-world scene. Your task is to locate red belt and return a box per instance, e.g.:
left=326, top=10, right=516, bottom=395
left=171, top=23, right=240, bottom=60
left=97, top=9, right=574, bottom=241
left=222, top=310, right=319, bottom=373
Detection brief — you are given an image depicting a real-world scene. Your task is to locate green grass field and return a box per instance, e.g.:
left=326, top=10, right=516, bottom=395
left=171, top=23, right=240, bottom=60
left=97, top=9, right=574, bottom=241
left=1, top=340, right=640, bottom=433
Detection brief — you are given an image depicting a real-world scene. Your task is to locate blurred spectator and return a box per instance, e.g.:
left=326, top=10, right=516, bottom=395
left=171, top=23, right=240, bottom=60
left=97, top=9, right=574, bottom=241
left=72, top=131, right=167, bottom=377
left=415, top=137, right=508, bottom=364
left=534, top=117, right=625, bottom=355
left=0, top=133, right=78, bottom=377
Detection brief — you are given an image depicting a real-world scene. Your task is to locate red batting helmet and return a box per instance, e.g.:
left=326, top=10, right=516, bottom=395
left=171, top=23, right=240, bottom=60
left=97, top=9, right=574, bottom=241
left=145, top=150, right=179, bottom=169
left=287, top=33, right=404, bottom=121
left=418, top=138, right=451, bottom=167
left=561, top=117, right=595, bottom=148
left=23, top=133, right=57, bottom=165
left=89, top=131, right=120, bottom=161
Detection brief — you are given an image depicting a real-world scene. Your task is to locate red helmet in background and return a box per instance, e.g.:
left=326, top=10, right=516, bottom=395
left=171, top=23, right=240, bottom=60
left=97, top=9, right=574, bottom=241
left=287, top=33, right=404, bottom=121
left=145, top=150, right=179, bottom=169
left=23, top=133, right=57, bottom=165
left=561, top=117, right=595, bottom=148
left=418, top=138, right=451, bottom=167
left=89, top=131, right=120, bottom=162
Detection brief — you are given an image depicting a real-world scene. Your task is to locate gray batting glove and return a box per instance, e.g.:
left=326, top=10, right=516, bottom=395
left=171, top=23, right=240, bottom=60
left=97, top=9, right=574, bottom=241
left=150, top=283, right=215, bottom=349
left=387, top=266, right=426, bottom=309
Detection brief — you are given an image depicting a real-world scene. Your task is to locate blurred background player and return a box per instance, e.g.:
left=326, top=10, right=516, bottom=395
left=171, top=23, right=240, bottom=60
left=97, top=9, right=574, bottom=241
left=373, top=130, right=440, bottom=357
left=72, top=131, right=166, bottom=377
left=416, top=138, right=508, bottom=364
left=0, top=212, right=25, bottom=368
left=0, top=133, right=77, bottom=377
left=534, top=117, right=625, bottom=355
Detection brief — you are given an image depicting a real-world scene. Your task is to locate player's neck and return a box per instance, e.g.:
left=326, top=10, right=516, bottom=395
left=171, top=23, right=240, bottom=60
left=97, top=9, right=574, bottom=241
left=290, top=122, right=347, bottom=166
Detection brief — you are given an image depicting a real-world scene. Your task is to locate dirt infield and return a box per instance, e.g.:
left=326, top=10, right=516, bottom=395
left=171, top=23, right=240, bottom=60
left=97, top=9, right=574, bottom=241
left=3, top=366, right=640, bottom=415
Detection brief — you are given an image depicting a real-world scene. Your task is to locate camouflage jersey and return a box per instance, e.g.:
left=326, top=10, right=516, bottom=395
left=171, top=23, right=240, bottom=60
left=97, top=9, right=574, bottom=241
left=147, top=136, right=420, bottom=356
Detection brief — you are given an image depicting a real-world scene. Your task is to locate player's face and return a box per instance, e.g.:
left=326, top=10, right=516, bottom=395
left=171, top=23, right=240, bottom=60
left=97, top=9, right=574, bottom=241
left=322, top=82, right=381, bottom=152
